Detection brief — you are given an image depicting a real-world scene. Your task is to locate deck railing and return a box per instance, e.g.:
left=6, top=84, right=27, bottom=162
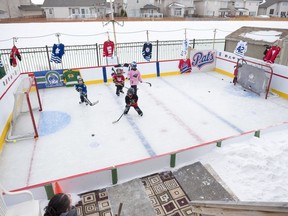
left=190, top=200, right=288, bottom=216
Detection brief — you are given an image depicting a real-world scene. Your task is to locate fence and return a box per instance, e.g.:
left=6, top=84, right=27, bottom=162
left=0, top=38, right=225, bottom=73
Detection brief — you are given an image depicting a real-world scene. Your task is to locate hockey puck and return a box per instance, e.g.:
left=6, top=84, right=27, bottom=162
left=91, top=134, right=95, bottom=137
left=208, top=91, right=210, bottom=93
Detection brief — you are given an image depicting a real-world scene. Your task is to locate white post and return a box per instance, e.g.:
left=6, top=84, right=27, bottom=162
left=213, top=29, right=216, bottom=49
left=110, top=0, right=117, bottom=55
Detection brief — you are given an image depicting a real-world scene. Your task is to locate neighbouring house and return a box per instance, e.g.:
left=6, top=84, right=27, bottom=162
left=194, top=0, right=261, bottom=17
left=140, top=4, right=162, bottom=18
left=258, top=0, right=288, bottom=17
left=194, top=0, right=230, bottom=17
left=0, top=0, right=43, bottom=19
left=230, top=0, right=262, bottom=16
left=42, top=0, right=108, bottom=19
left=114, top=0, right=194, bottom=18
left=225, top=26, right=288, bottom=66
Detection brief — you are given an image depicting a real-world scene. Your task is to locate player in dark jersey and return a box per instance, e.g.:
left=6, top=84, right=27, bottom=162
left=124, top=88, right=143, bottom=116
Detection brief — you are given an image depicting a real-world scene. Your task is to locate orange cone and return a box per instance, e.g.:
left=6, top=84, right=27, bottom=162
left=54, top=182, right=63, bottom=194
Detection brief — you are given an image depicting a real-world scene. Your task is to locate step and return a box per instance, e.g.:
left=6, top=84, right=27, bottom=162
left=173, top=161, right=236, bottom=201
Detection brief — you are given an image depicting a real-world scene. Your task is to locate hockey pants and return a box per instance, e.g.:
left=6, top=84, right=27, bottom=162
left=124, top=105, right=143, bottom=116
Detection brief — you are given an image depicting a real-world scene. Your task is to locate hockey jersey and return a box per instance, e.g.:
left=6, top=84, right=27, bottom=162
left=10, top=45, right=21, bottom=67
left=127, top=69, right=142, bottom=86
left=263, top=46, right=281, bottom=64
left=180, top=39, right=189, bottom=57
left=234, top=40, right=247, bottom=58
left=178, top=58, right=192, bottom=73
left=75, top=83, right=87, bottom=94
left=142, top=42, right=152, bottom=61
left=103, top=40, right=114, bottom=57
left=63, top=69, right=81, bottom=86
left=112, top=73, right=125, bottom=86
left=51, top=43, right=65, bottom=64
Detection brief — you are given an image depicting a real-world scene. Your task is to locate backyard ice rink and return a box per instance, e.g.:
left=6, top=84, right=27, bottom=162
left=1, top=71, right=288, bottom=202
left=1, top=20, right=288, bottom=202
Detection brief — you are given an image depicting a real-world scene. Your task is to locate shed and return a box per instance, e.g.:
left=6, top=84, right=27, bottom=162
left=225, top=26, right=288, bottom=66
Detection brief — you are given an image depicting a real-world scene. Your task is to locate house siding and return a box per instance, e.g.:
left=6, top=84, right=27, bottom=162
left=122, top=0, right=194, bottom=17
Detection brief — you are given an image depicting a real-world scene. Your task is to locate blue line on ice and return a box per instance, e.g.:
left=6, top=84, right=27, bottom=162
left=108, top=86, right=156, bottom=157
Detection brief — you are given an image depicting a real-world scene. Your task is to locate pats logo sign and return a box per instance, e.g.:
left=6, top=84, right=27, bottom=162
left=190, top=50, right=216, bottom=72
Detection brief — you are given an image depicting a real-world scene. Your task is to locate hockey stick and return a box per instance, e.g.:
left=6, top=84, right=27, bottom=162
left=112, top=112, right=124, bottom=124
left=142, top=81, right=152, bottom=87
left=82, top=94, right=99, bottom=106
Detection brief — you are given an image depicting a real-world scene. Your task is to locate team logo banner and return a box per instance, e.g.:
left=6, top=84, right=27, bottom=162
left=190, top=50, right=216, bottom=72
left=34, top=70, right=64, bottom=89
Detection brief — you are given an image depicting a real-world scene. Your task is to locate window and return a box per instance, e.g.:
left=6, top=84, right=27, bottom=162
left=175, top=8, right=182, bottom=16
left=49, top=8, right=53, bottom=14
left=269, top=9, right=274, bottom=15
left=71, top=8, right=79, bottom=14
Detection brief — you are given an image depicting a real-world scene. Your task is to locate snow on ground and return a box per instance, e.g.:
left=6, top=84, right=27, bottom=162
left=1, top=20, right=288, bottom=49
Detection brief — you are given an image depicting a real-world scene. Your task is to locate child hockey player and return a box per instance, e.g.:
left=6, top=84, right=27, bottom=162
left=112, top=67, right=125, bottom=96
left=75, top=77, right=88, bottom=104
left=124, top=88, right=143, bottom=116
left=127, top=61, right=142, bottom=95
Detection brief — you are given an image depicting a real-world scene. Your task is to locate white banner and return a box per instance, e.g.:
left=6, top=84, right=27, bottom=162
left=190, top=49, right=216, bottom=72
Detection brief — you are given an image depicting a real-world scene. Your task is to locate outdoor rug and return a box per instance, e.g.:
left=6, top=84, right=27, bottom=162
left=141, top=171, right=194, bottom=216
left=75, top=188, right=112, bottom=216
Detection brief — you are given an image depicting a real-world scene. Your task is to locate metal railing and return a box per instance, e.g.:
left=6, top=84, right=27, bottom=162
left=0, top=38, right=225, bottom=73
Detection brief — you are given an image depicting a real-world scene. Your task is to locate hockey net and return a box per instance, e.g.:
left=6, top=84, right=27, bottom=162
left=234, top=58, right=273, bottom=99
left=6, top=74, right=42, bottom=142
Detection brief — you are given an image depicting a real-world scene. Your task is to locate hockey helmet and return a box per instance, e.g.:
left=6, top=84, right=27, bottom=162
left=116, top=68, right=123, bottom=75
left=131, top=61, right=137, bottom=69
left=77, top=77, right=84, bottom=84
left=127, top=88, right=135, bottom=96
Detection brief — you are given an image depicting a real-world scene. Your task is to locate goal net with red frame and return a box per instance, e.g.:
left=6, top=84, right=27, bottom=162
left=234, top=58, right=273, bottom=99
left=6, top=73, right=42, bottom=142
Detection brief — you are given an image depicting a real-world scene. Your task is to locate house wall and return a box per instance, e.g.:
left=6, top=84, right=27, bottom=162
left=204, top=1, right=222, bottom=16
left=126, top=0, right=152, bottom=17
left=43, top=7, right=69, bottom=19
left=266, top=4, right=279, bottom=17
left=194, top=1, right=205, bottom=16
left=257, top=7, right=266, bottom=16
left=160, top=0, right=194, bottom=17
left=0, top=0, right=20, bottom=18
left=245, top=0, right=260, bottom=16
left=20, top=10, right=43, bottom=17
left=279, top=1, right=288, bottom=17
left=195, top=0, right=229, bottom=17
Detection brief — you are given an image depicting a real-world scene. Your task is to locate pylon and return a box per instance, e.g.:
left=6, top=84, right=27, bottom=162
left=54, top=182, right=63, bottom=194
